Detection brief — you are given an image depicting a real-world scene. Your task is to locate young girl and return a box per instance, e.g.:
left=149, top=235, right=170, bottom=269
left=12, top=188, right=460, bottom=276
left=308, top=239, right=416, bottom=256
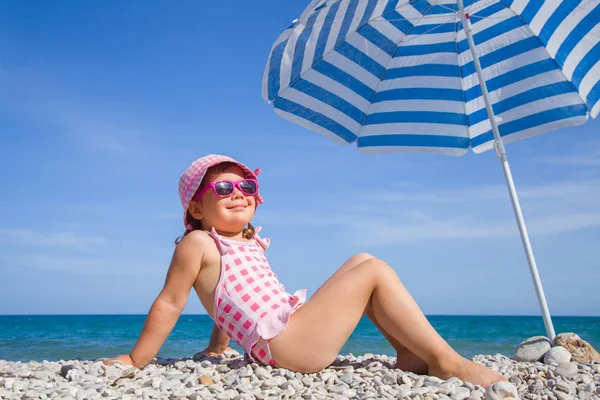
left=106, top=154, right=507, bottom=388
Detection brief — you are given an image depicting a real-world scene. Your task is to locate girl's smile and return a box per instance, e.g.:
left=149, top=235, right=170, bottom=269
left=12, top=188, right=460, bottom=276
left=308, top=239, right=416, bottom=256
left=228, top=204, right=248, bottom=211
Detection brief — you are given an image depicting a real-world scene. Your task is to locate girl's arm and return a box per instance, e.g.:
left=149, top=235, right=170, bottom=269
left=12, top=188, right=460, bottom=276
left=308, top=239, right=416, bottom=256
left=105, top=233, right=209, bottom=369
left=204, top=322, right=231, bottom=354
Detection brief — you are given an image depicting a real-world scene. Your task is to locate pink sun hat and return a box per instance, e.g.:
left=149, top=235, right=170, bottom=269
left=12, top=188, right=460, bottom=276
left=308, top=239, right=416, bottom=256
left=178, top=154, right=263, bottom=229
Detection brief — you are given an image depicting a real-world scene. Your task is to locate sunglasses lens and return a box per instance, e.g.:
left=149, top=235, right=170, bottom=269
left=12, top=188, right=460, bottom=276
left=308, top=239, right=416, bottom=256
left=239, top=180, right=258, bottom=194
left=214, top=181, right=234, bottom=196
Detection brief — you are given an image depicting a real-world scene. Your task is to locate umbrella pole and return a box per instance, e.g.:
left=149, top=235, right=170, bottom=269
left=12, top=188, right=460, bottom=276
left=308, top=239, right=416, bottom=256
left=457, top=0, right=556, bottom=342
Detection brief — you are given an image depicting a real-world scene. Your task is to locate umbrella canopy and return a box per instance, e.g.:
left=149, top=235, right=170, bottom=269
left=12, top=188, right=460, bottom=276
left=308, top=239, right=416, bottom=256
left=263, top=0, right=599, bottom=156
left=262, top=0, right=600, bottom=341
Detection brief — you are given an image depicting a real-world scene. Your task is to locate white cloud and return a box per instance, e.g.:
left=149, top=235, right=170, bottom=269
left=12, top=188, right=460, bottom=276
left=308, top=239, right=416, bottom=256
left=371, top=180, right=600, bottom=205
left=0, top=228, right=106, bottom=252
left=539, top=154, right=600, bottom=167
left=536, top=137, right=600, bottom=167
left=1, top=252, right=166, bottom=278
left=354, top=212, right=600, bottom=246
left=0, top=71, right=148, bottom=155
left=261, top=179, right=600, bottom=246
left=46, top=105, right=144, bottom=155
left=525, top=212, right=600, bottom=234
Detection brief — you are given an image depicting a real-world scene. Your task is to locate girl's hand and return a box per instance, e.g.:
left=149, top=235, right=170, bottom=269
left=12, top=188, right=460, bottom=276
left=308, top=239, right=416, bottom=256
left=196, top=346, right=236, bottom=358
left=103, top=354, right=138, bottom=368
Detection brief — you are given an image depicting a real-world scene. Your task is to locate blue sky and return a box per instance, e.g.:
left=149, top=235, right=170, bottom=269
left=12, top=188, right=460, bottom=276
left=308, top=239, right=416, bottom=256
left=1, top=1, right=598, bottom=317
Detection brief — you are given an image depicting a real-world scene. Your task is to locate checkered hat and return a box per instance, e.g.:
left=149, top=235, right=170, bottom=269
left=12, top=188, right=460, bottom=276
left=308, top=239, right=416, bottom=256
left=178, top=154, right=263, bottom=229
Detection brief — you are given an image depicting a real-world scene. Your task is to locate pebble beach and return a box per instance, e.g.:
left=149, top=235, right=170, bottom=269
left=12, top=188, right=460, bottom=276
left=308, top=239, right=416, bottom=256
left=1, top=352, right=599, bottom=400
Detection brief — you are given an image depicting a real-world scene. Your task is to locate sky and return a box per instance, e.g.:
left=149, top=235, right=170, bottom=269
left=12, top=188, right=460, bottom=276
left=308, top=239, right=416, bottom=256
left=0, top=1, right=599, bottom=318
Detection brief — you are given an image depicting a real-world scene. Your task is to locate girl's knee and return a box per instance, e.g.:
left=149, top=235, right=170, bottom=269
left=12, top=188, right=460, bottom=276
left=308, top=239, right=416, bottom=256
left=349, top=252, right=376, bottom=265
left=358, top=258, right=395, bottom=280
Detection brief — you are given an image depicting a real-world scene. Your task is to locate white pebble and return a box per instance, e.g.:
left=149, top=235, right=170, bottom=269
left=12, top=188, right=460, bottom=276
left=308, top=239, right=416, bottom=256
left=485, top=382, right=519, bottom=400
left=1, top=353, right=598, bottom=400
left=544, top=347, right=572, bottom=366
left=451, top=387, right=471, bottom=400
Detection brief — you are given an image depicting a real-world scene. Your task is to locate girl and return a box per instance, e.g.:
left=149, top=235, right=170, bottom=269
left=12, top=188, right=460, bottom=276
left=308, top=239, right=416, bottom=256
left=106, top=154, right=507, bottom=388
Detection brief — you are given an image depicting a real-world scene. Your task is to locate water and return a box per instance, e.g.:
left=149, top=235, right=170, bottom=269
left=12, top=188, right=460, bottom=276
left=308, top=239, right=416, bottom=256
left=1, top=315, right=598, bottom=362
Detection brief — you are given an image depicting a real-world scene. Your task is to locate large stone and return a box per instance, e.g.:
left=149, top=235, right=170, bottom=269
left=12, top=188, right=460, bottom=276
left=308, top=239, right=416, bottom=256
left=554, top=362, right=578, bottom=379
left=554, top=333, right=600, bottom=363
left=514, top=336, right=551, bottom=362
left=484, top=382, right=519, bottom=400
left=544, top=346, right=571, bottom=366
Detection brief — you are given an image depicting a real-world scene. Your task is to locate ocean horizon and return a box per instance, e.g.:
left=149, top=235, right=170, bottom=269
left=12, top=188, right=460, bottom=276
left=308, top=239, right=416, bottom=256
left=1, top=315, right=598, bottom=363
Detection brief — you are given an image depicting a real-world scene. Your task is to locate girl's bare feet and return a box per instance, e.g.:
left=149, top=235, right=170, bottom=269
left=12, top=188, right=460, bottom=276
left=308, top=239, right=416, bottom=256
left=429, top=356, right=507, bottom=389
left=395, top=347, right=429, bottom=375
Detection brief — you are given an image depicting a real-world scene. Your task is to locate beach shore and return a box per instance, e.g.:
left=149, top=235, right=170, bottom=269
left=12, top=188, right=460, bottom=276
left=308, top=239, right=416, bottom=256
left=1, top=353, right=598, bottom=400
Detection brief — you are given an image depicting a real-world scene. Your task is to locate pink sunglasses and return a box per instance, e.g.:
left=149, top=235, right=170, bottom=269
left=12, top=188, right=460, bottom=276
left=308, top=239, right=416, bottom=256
left=194, top=179, right=259, bottom=200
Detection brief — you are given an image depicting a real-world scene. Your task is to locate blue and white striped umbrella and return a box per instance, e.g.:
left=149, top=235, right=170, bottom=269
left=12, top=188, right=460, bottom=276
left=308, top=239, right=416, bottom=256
left=263, top=0, right=600, bottom=156
left=262, top=0, right=600, bottom=341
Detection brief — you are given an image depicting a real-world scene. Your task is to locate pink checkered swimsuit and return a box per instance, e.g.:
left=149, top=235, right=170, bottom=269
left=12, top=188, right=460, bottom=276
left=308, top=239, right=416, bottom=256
left=208, top=227, right=306, bottom=366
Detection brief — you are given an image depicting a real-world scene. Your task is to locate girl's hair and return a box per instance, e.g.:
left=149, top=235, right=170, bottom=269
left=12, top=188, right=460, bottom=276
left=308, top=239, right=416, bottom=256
left=175, top=162, right=256, bottom=244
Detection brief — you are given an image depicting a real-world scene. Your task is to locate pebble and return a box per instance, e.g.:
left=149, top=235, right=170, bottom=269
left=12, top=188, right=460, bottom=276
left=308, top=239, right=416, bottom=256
left=515, top=336, right=552, bottom=362
left=12, top=379, right=25, bottom=392
left=340, top=373, right=353, bottom=385
left=554, top=380, right=571, bottom=393
left=414, top=376, right=426, bottom=388
left=452, top=387, right=471, bottom=400
left=382, top=372, right=396, bottom=385
left=553, top=390, right=574, bottom=400
left=554, top=362, right=578, bottom=379
left=544, top=347, right=572, bottom=366
left=0, top=354, right=598, bottom=400
left=254, top=367, right=271, bottom=380
left=485, top=381, right=519, bottom=399
left=60, top=365, right=79, bottom=381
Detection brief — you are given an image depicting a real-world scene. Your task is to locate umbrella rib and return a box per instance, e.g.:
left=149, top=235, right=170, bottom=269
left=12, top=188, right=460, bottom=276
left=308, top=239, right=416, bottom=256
left=376, top=0, right=439, bottom=22
left=465, top=0, right=505, bottom=18
left=370, top=0, right=510, bottom=51
left=437, top=3, right=459, bottom=14
left=380, top=10, right=514, bottom=21
left=390, top=16, right=458, bottom=45
left=397, top=0, right=503, bottom=59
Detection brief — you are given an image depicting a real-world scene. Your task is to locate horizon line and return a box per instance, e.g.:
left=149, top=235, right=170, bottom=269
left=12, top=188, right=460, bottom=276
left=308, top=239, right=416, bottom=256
left=1, top=313, right=598, bottom=318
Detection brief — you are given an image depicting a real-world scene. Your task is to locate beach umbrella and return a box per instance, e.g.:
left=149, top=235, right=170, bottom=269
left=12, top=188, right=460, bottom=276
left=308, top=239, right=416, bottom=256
left=262, top=0, right=600, bottom=341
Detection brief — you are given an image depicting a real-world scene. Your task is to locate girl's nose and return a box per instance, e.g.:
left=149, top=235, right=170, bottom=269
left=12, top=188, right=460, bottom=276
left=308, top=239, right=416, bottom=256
left=232, top=187, right=244, bottom=200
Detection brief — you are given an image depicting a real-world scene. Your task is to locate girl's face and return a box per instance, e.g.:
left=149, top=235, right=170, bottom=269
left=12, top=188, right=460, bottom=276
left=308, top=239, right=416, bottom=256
left=188, top=165, right=257, bottom=235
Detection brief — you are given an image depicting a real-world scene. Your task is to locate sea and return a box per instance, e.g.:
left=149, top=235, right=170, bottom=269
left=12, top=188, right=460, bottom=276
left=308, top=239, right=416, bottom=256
left=1, top=315, right=598, bottom=362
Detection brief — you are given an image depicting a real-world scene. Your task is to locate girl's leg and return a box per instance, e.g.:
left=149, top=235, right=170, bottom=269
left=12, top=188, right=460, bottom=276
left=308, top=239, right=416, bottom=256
left=313, top=253, right=428, bottom=374
left=269, top=258, right=506, bottom=388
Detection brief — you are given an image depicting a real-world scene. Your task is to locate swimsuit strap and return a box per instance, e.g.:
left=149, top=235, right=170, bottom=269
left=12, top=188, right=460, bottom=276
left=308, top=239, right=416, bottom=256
left=253, top=226, right=270, bottom=250
left=207, top=227, right=269, bottom=253
left=208, top=228, right=232, bottom=256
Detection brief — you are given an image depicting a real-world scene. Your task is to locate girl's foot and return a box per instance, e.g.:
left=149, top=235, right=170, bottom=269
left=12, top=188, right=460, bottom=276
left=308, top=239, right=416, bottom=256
left=429, top=356, right=507, bottom=389
left=395, top=347, right=429, bottom=375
